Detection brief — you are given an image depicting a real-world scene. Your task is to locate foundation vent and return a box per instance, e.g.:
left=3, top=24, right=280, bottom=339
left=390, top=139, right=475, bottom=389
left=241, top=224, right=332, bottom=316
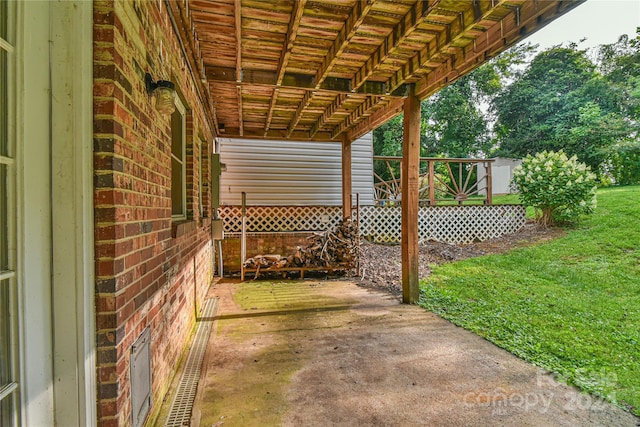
left=131, top=327, right=152, bottom=427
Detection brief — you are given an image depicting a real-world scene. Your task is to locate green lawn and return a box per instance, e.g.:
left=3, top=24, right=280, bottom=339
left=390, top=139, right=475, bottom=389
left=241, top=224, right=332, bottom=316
left=492, top=193, right=536, bottom=218
left=420, top=185, right=640, bottom=415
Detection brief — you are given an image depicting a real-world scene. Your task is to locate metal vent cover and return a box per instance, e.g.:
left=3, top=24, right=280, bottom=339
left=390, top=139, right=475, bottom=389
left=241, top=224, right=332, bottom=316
left=131, top=327, right=152, bottom=427
left=164, top=298, right=218, bottom=427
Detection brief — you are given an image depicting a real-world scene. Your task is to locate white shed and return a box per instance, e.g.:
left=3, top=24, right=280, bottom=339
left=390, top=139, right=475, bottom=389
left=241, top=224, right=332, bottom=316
left=478, top=157, right=522, bottom=196
left=218, top=133, right=375, bottom=206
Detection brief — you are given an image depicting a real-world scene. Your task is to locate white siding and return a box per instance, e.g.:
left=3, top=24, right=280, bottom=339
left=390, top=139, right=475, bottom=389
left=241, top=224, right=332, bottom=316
left=219, top=133, right=375, bottom=206
left=478, top=157, right=522, bottom=195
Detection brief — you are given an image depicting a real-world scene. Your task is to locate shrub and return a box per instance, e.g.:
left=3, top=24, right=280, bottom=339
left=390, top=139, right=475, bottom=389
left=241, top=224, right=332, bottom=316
left=512, top=151, right=597, bottom=226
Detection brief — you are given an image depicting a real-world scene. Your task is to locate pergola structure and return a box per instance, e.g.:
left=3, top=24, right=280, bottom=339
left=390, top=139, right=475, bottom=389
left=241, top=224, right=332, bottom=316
left=168, top=0, right=584, bottom=302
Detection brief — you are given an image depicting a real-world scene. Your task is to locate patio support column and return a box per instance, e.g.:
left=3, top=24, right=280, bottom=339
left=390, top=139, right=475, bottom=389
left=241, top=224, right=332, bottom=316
left=342, top=134, right=352, bottom=220
left=401, top=84, right=420, bottom=304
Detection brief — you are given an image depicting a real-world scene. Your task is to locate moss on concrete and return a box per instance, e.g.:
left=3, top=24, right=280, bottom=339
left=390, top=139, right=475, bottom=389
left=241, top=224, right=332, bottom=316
left=199, top=280, right=354, bottom=426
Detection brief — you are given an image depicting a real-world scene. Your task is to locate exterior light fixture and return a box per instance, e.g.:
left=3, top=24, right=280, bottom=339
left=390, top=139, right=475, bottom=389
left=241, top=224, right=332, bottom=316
left=145, top=73, right=176, bottom=115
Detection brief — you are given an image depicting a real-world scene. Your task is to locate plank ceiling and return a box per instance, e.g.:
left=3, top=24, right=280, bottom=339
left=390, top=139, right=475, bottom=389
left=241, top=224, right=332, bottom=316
left=172, top=0, right=585, bottom=142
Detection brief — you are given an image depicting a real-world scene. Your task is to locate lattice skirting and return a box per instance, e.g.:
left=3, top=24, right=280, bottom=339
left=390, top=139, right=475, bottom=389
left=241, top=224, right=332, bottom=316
left=360, top=205, right=526, bottom=244
left=218, top=204, right=526, bottom=244
left=218, top=205, right=343, bottom=233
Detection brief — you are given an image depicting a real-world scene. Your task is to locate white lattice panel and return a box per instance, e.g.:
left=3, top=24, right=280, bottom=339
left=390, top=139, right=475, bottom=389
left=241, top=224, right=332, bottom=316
left=360, top=205, right=526, bottom=244
left=218, top=206, right=343, bottom=233
left=358, top=206, right=401, bottom=243
left=220, top=204, right=525, bottom=244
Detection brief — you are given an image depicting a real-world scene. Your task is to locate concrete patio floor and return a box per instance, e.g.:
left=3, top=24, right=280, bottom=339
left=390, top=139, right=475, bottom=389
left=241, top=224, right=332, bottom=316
left=187, top=279, right=638, bottom=426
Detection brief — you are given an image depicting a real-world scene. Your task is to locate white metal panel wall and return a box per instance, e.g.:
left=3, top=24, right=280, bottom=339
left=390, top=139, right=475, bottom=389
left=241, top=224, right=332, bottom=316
left=477, top=157, right=522, bottom=195
left=219, top=133, right=375, bottom=206
left=351, top=133, right=375, bottom=206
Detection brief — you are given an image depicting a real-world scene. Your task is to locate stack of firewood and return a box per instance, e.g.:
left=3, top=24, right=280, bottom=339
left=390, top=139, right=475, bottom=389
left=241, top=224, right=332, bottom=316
left=243, top=218, right=360, bottom=271
left=243, top=254, right=288, bottom=270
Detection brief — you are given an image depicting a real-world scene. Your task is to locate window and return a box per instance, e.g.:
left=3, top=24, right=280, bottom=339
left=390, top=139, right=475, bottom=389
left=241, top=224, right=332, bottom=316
left=198, top=136, right=212, bottom=219
left=171, top=97, right=186, bottom=219
left=0, top=0, right=18, bottom=424
left=198, top=139, right=204, bottom=218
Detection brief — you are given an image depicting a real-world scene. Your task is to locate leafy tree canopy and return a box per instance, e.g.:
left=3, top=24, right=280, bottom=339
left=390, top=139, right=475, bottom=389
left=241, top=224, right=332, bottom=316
left=373, top=31, right=640, bottom=183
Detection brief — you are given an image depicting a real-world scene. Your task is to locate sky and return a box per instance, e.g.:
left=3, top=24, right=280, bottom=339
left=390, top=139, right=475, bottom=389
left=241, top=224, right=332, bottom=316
left=522, top=0, right=640, bottom=51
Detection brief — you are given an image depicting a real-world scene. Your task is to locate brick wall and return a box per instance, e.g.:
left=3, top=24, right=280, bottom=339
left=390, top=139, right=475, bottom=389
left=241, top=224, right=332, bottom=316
left=93, top=1, right=214, bottom=425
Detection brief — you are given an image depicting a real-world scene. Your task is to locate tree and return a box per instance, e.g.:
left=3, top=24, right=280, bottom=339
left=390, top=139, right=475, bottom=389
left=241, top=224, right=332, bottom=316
left=494, top=44, right=638, bottom=174
left=372, top=115, right=404, bottom=183
left=421, top=75, right=491, bottom=158
left=373, top=43, right=536, bottom=160
left=494, top=47, right=597, bottom=160
left=596, top=31, right=640, bottom=184
left=374, top=36, right=640, bottom=183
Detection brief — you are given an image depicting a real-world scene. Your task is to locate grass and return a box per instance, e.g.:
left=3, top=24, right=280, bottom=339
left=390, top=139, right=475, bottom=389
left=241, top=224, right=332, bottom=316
left=492, top=193, right=536, bottom=218
left=419, top=185, right=640, bottom=415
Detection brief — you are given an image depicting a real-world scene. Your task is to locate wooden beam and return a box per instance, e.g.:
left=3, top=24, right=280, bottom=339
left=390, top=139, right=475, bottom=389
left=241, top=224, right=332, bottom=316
left=330, top=95, right=382, bottom=140
left=401, top=84, right=420, bottom=304
left=310, top=93, right=347, bottom=138
left=264, top=1, right=307, bottom=135
left=235, top=0, right=243, bottom=136
left=415, top=0, right=585, bottom=100
left=315, top=0, right=374, bottom=89
left=342, top=134, right=352, bottom=220
left=286, top=90, right=314, bottom=137
left=352, top=0, right=440, bottom=92
left=205, top=67, right=388, bottom=95
left=237, top=85, right=244, bottom=136
left=348, top=97, right=404, bottom=141
left=234, top=0, right=242, bottom=83
left=222, top=127, right=335, bottom=141
left=263, top=87, right=279, bottom=136
left=387, top=0, right=509, bottom=94
left=276, top=0, right=307, bottom=86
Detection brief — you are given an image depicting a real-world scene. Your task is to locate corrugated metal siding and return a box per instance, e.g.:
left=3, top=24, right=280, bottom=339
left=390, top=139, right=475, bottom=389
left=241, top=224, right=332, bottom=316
left=219, top=134, right=375, bottom=206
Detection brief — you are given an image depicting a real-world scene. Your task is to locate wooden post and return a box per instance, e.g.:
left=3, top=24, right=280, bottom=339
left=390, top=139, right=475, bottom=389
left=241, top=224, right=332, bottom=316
left=485, top=161, right=493, bottom=205
left=241, top=192, right=247, bottom=281
left=428, top=159, right=435, bottom=206
left=401, top=85, right=420, bottom=304
left=342, top=134, right=352, bottom=219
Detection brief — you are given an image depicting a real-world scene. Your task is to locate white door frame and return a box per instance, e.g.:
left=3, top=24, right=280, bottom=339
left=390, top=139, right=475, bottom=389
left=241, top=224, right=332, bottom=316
left=49, top=1, right=97, bottom=426
left=15, top=1, right=96, bottom=425
left=15, top=2, right=53, bottom=425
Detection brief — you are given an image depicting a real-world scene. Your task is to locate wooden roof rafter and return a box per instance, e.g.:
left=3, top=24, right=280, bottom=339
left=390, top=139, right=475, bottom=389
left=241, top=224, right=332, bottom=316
left=414, top=0, right=580, bottom=99
left=263, top=87, right=279, bottom=137
left=186, top=0, right=585, bottom=142
left=314, top=0, right=375, bottom=89
left=263, top=0, right=307, bottom=136
left=386, top=0, right=510, bottom=94
left=310, top=93, right=348, bottom=138
left=235, top=0, right=243, bottom=136
left=351, top=0, right=442, bottom=93
left=331, top=95, right=384, bottom=140
left=287, top=90, right=314, bottom=138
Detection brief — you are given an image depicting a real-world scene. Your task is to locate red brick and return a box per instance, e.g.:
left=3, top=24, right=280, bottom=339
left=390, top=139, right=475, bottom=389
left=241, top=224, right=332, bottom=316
left=93, top=2, right=216, bottom=424
left=98, top=399, right=117, bottom=418
left=98, top=418, right=118, bottom=427
left=96, top=295, right=116, bottom=312
left=97, top=313, right=117, bottom=330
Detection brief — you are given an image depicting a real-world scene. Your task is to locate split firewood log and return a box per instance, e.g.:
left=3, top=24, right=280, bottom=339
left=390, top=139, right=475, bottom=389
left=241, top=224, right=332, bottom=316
left=243, top=218, right=360, bottom=270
